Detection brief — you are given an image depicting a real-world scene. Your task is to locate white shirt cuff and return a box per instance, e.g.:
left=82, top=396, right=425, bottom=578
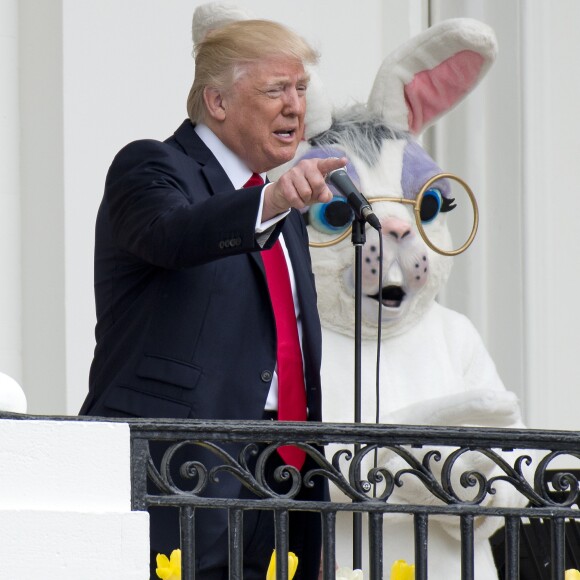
left=255, top=182, right=290, bottom=233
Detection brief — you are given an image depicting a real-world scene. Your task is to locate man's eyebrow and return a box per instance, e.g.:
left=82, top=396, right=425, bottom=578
left=264, top=73, right=311, bottom=86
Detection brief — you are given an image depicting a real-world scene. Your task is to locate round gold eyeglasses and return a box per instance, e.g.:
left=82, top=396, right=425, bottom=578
left=307, top=173, right=478, bottom=256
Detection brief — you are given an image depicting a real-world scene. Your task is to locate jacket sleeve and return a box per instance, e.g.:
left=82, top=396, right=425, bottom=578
left=103, top=139, right=282, bottom=269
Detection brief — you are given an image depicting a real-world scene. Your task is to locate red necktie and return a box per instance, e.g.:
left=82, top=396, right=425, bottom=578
left=244, top=173, right=307, bottom=470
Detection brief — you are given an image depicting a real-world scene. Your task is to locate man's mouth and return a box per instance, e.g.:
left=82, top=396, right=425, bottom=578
left=370, top=285, right=406, bottom=308
left=274, top=129, right=296, bottom=140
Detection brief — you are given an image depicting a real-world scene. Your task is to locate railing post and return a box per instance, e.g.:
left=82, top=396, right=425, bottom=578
left=321, top=511, right=337, bottom=580
left=551, top=517, right=566, bottom=580
left=460, top=514, right=475, bottom=580
left=275, top=509, right=290, bottom=580
left=180, top=505, right=195, bottom=580
left=414, top=513, right=428, bottom=580
left=504, top=516, right=521, bottom=580
left=229, top=508, right=244, bottom=579
left=130, top=436, right=149, bottom=512
left=368, top=512, right=383, bottom=580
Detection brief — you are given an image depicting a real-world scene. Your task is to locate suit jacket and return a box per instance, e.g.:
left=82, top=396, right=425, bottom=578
left=79, top=120, right=325, bottom=567
left=80, top=119, right=322, bottom=422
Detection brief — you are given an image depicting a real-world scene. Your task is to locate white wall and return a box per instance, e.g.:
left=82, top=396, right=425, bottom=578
left=9, top=1, right=580, bottom=430
left=60, top=0, right=196, bottom=414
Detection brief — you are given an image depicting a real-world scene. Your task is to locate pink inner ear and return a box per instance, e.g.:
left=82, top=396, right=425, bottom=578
left=405, top=50, right=485, bottom=134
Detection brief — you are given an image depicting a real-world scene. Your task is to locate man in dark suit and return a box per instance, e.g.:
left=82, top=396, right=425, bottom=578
left=79, top=17, right=345, bottom=580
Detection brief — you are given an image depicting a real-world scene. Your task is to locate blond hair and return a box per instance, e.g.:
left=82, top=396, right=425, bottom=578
left=187, top=19, right=319, bottom=123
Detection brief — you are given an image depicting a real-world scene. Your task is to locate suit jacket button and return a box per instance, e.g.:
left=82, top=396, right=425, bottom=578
left=261, top=370, right=272, bottom=382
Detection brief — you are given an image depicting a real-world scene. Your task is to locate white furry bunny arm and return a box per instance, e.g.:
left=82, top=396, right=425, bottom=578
left=380, top=388, right=522, bottom=428
left=379, top=308, right=523, bottom=428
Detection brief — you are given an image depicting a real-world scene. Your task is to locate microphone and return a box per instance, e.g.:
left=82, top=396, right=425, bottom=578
left=325, top=169, right=381, bottom=230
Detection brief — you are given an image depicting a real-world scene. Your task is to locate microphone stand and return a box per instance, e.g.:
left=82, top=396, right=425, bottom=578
left=351, top=216, right=366, bottom=570
left=324, top=168, right=381, bottom=570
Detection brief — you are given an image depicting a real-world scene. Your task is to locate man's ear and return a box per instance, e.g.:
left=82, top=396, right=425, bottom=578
left=203, top=86, right=227, bottom=121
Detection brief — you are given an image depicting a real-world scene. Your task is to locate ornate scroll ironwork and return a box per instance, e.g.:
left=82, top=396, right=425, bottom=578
left=124, top=418, right=580, bottom=514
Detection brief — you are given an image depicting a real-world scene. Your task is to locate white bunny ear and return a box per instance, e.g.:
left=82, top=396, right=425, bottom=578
left=192, top=2, right=253, bottom=47
left=304, top=66, right=333, bottom=140
left=368, top=18, right=498, bottom=135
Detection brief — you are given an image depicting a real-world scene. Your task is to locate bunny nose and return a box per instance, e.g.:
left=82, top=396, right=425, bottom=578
left=382, top=217, right=413, bottom=241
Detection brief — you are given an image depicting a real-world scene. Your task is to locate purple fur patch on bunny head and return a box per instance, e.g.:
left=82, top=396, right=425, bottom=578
left=401, top=141, right=449, bottom=200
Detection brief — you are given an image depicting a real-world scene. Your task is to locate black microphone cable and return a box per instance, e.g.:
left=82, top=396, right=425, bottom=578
left=372, top=231, right=384, bottom=498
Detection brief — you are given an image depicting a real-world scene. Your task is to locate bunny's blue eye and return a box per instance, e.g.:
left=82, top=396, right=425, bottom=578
left=419, top=188, right=457, bottom=223
left=307, top=197, right=354, bottom=235
left=419, top=188, right=443, bottom=223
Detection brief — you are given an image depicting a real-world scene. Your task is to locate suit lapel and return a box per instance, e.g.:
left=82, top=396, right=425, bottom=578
left=172, top=120, right=234, bottom=197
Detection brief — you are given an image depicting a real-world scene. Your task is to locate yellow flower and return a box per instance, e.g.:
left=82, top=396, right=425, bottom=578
left=266, top=549, right=299, bottom=580
left=156, top=549, right=181, bottom=580
left=566, top=570, right=580, bottom=580
left=391, top=559, right=415, bottom=580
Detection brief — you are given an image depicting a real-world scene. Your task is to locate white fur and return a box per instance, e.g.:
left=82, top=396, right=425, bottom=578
left=191, top=2, right=252, bottom=47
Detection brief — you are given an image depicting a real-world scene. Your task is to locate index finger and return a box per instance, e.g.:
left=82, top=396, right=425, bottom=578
left=316, top=156, right=347, bottom=176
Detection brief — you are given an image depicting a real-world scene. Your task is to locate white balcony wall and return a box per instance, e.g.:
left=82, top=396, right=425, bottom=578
left=0, top=419, right=149, bottom=578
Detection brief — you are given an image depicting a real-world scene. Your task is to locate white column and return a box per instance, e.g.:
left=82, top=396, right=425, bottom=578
left=521, top=0, right=580, bottom=430
left=0, top=0, right=22, bottom=383
left=429, top=0, right=526, bottom=406
left=431, top=0, right=580, bottom=430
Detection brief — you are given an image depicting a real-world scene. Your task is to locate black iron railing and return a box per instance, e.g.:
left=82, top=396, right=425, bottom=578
left=129, top=419, right=580, bottom=580
left=3, top=413, right=580, bottom=579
